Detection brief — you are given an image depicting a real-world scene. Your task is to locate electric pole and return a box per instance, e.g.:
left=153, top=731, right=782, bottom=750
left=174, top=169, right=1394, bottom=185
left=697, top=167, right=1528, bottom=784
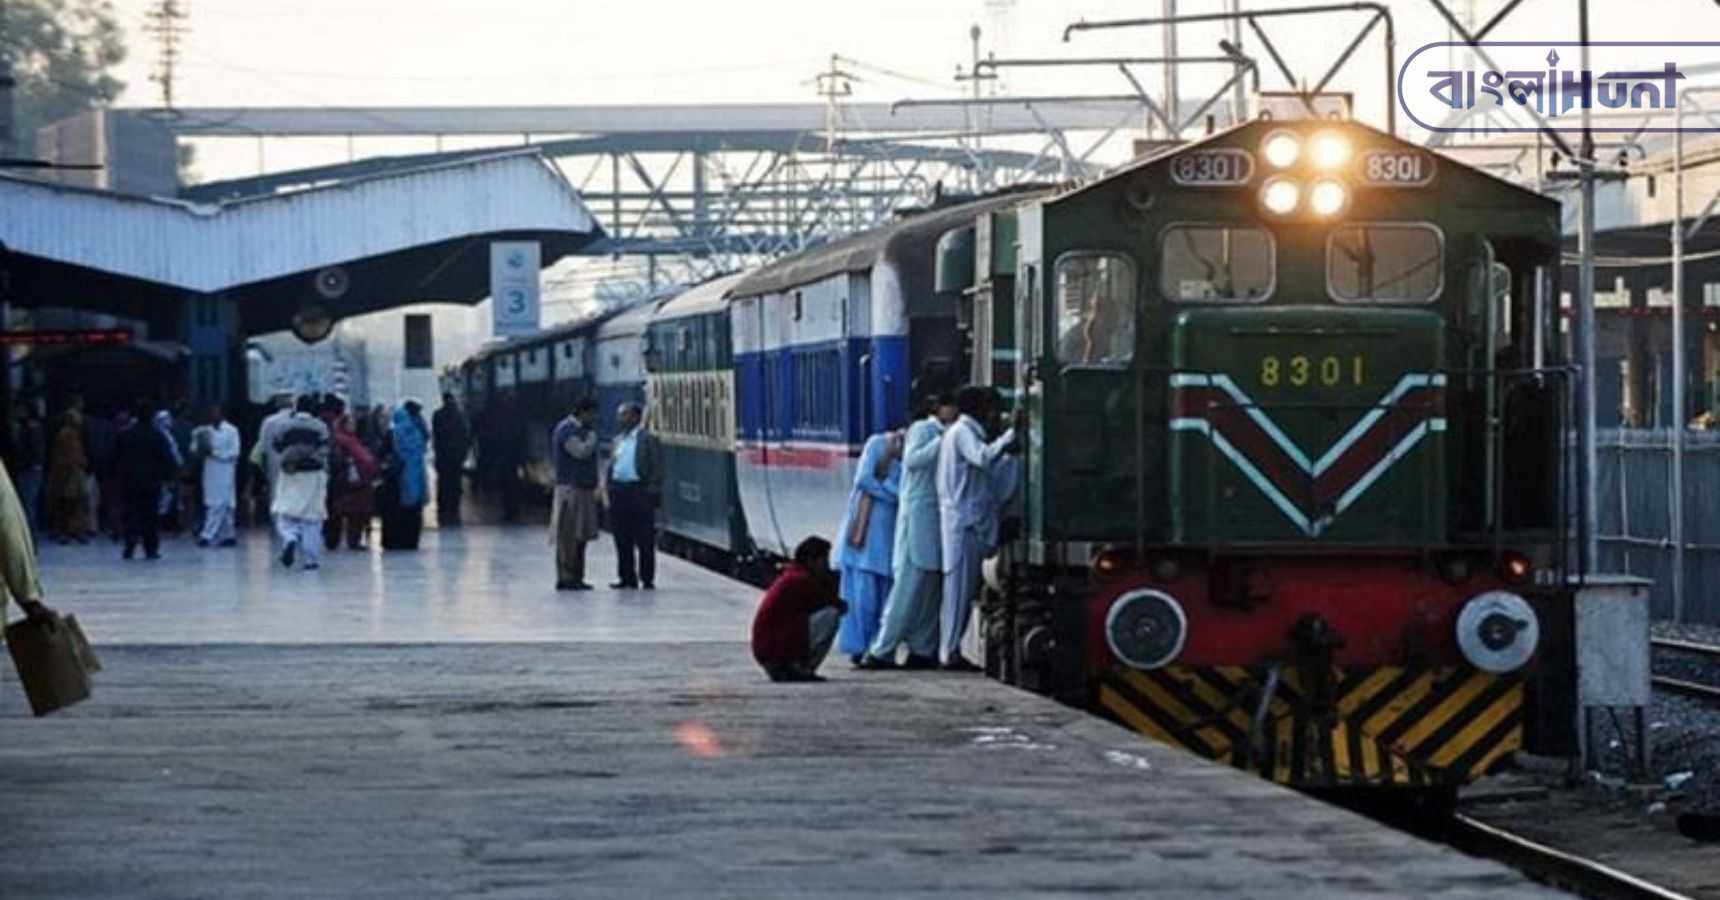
left=1576, top=0, right=1599, bottom=573
left=144, top=0, right=190, bottom=111
left=0, top=0, right=15, bottom=160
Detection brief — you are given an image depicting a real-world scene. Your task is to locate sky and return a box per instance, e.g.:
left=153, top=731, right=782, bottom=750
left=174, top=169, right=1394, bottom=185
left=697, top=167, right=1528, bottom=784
left=81, top=0, right=1720, bottom=371
left=97, top=0, right=1720, bottom=181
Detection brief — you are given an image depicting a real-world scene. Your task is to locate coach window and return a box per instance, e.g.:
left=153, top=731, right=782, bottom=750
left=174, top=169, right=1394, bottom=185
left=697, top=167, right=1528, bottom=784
left=1055, top=253, right=1137, bottom=367
left=1159, top=225, right=1274, bottom=303
left=1328, top=223, right=1444, bottom=304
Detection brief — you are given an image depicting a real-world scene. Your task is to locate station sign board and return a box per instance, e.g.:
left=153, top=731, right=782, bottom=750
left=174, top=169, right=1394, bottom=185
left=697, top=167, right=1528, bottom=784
left=490, top=240, right=542, bottom=338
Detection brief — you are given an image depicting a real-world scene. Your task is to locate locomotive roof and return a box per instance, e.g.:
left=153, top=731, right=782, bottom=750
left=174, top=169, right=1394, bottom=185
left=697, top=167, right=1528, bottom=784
left=1051, top=118, right=1557, bottom=210
left=651, top=271, right=749, bottom=321
left=731, top=187, right=1048, bottom=298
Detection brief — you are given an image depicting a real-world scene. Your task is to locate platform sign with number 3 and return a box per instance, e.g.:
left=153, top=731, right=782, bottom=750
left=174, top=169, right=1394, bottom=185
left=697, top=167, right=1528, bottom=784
left=491, top=240, right=542, bottom=338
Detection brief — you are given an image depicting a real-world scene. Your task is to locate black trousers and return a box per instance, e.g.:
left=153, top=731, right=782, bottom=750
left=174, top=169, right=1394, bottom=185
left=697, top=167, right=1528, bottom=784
left=609, top=484, right=656, bottom=587
left=123, top=485, right=160, bottom=557
left=435, top=465, right=463, bottom=526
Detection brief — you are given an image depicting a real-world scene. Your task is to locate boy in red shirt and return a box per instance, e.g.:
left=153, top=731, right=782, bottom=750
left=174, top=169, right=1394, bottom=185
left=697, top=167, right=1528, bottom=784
left=751, top=537, right=847, bottom=682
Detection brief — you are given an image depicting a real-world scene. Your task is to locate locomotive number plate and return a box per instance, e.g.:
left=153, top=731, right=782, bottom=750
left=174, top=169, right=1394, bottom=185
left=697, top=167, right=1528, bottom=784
left=1259, top=354, right=1367, bottom=389
left=1358, top=150, right=1436, bottom=187
left=1171, top=149, right=1255, bottom=186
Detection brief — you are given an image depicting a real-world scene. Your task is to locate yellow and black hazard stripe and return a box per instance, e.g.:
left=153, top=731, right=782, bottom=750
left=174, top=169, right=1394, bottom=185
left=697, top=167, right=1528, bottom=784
left=1095, top=665, right=1524, bottom=787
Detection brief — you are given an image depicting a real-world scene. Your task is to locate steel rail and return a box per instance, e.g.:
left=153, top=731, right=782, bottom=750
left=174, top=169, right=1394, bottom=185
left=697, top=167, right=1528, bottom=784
left=1652, top=676, right=1720, bottom=703
left=1446, top=815, right=1698, bottom=900
left=1650, top=637, right=1720, bottom=703
left=1651, top=637, right=1720, bottom=660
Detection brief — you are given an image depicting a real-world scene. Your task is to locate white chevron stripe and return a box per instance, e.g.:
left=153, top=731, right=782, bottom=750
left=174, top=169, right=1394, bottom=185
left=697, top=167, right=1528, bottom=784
left=1332, top=421, right=1436, bottom=518
left=1171, top=370, right=1448, bottom=536
left=1311, top=374, right=1445, bottom=475
left=1172, top=372, right=1444, bottom=476
left=1171, top=417, right=1313, bottom=534
left=1172, top=373, right=1314, bottom=471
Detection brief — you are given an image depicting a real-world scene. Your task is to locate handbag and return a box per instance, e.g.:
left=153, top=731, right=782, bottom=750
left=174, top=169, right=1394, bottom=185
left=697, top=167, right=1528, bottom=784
left=6, top=612, right=96, bottom=716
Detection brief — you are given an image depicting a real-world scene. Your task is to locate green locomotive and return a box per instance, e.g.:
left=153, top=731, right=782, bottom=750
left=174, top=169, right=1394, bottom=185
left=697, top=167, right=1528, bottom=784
left=939, top=118, right=1577, bottom=790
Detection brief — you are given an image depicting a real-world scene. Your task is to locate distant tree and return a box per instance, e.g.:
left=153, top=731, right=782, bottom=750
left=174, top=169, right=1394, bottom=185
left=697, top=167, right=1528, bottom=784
left=1, top=0, right=127, bottom=155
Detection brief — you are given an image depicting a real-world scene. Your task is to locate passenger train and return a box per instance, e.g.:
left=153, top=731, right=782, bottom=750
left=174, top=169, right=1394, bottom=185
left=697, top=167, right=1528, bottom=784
left=457, top=117, right=1580, bottom=798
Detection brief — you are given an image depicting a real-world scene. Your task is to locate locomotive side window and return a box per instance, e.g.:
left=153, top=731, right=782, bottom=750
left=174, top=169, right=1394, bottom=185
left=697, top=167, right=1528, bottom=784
left=1158, top=226, right=1273, bottom=303
left=1328, top=223, right=1444, bottom=304
left=1054, top=253, right=1137, bottom=367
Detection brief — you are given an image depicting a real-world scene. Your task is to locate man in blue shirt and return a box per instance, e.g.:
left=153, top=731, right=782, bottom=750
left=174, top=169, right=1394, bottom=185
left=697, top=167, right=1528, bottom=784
left=606, top=402, right=662, bottom=589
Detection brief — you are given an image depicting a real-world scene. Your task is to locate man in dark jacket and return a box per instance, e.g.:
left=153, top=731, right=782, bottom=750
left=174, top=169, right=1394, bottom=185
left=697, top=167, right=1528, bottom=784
left=115, top=399, right=176, bottom=560
left=751, top=537, right=847, bottom=682
left=605, top=401, right=663, bottom=590
left=431, top=393, right=470, bottom=527
left=550, top=397, right=599, bottom=591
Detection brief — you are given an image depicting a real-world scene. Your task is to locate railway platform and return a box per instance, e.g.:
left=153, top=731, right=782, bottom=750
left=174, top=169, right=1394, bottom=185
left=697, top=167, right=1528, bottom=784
left=2, top=528, right=1562, bottom=898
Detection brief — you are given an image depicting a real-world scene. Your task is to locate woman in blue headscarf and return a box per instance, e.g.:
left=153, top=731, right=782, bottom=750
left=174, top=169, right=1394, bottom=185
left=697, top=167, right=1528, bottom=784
left=379, top=400, right=429, bottom=550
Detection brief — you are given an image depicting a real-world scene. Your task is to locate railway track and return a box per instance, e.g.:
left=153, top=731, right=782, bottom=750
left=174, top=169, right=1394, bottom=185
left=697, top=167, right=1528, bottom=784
left=1651, top=638, right=1720, bottom=703
left=1443, top=815, right=1697, bottom=900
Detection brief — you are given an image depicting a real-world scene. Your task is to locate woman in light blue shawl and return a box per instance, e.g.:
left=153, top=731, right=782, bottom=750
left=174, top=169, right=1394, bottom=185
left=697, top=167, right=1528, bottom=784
left=381, top=401, right=429, bottom=549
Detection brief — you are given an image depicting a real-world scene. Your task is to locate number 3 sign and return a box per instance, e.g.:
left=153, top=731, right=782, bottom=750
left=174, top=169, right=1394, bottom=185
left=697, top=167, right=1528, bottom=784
left=490, top=241, right=542, bottom=337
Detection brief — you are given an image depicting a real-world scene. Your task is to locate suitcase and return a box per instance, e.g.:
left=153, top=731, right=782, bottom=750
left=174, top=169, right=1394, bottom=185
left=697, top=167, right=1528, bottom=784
left=6, top=613, right=94, bottom=716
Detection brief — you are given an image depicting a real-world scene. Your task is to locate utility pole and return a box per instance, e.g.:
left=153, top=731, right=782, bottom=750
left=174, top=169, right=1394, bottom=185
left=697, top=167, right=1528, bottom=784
left=954, top=25, right=998, bottom=191
left=812, top=54, right=856, bottom=234
left=0, top=0, right=14, bottom=161
left=1576, top=0, right=1599, bottom=573
left=1227, top=0, right=1245, bottom=125
left=1672, top=100, right=1687, bottom=621
left=1162, top=0, right=1180, bottom=139
left=144, top=0, right=190, bottom=111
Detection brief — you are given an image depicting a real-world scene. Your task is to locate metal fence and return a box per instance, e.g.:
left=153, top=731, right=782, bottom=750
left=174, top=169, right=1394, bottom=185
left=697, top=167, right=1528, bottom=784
left=1595, top=428, right=1720, bottom=624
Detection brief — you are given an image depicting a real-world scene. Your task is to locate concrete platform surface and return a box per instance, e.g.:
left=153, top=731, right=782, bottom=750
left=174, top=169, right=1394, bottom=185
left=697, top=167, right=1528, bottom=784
left=1, top=641, right=1562, bottom=899
left=29, top=526, right=750, bottom=644
left=4, top=528, right=1561, bottom=898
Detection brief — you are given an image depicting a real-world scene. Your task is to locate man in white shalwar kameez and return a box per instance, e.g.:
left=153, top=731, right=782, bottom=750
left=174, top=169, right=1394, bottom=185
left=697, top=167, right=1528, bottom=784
left=859, top=389, right=958, bottom=670
left=250, top=393, right=295, bottom=534
left=270, top=397, right=331, bottom=572
left=936, top=386, right=1017, bottom=671
left=194, top=405, right=240, bottom=547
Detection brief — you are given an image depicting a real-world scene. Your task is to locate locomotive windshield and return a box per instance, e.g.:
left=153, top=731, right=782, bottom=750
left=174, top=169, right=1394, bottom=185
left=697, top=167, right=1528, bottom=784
left=1055, top=254, right=1137, bottom=367
left=1327, top=223, right=1443, bottom=304
left=1158, top=225, right=1273, bottom=303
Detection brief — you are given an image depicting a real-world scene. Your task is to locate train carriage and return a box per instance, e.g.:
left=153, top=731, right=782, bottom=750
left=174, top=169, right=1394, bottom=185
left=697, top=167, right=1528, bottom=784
left=593, top=300, right=659, bottom=441
left=946, top=119, right=1576, bottom=794
left=729, top=192, right=1041, bottom=558
left=644, top=273, right=749, bottom=564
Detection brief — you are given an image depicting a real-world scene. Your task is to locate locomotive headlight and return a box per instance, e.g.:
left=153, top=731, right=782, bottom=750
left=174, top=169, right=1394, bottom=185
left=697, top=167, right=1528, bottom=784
left=1260, top=177, right=1301, bottom=215
left=1308, top=179, right=1349, bottom=217
left=1455, top=590, right=1540, bottom=673
left=1261, top=130, right=1302, bottom=168
left=1106, top=589, right=1188, bottom=670
left=1310, top=130, right=1352, bottom=170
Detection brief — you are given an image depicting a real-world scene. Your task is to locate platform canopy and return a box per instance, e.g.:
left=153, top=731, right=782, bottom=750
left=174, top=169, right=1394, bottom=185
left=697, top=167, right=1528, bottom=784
left=0, top=151, right=603, bottom=335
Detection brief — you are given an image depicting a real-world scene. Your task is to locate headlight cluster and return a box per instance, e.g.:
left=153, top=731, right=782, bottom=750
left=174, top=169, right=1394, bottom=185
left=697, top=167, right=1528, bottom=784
left=1257, top=129, right=1352, bottom=218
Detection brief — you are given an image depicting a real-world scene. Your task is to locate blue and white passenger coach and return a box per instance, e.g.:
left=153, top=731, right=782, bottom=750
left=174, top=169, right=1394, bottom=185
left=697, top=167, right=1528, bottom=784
left=728, top=194, right=1029, bottom=558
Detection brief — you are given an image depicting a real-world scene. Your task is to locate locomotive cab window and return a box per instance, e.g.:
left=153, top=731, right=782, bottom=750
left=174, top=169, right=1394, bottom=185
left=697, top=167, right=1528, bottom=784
left=1055, top=253, right=1137, bottom=367
left=1159, top=225, right=1273, bottom=303
left=1328, top=223, right=1444, bottom=304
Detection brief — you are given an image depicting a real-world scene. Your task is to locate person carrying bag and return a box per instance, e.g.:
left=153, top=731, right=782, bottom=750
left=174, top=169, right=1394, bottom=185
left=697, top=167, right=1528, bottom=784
left=1, top=458, right=97, bottom=716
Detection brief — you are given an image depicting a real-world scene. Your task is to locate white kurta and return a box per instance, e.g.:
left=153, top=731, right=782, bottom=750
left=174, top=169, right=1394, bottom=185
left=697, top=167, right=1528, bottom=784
left=200, top=422, right=240, bottom=506
left=271, top=471, right=328, bottom=521
left=936, top=415, right=1015, bottom=572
